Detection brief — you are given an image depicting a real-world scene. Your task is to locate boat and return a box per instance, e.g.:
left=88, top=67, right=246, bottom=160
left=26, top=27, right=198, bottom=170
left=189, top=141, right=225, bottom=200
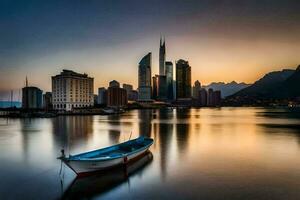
left=61, top=151, right=153, bottom=199
left=59, top=136, right=154, bottom=175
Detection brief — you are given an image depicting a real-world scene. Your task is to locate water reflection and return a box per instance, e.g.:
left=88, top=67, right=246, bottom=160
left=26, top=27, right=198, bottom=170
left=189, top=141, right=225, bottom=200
left=52, top=116, right=93, bottom=153
left=138, top=109, right=152, bottom=138
left=61, top=152, right=153, bottom=199
left=176, top=109, right=190, bottom=154
left=256, top=108, right=300, bottom=144
left=157, top=109, right=173, bottom=179
left=1, top=108, right=300, bottom=199
left=107, top=115, right=121, bottom=144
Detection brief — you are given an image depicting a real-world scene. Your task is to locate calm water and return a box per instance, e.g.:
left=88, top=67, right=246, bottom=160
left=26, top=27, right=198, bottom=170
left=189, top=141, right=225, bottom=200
left=1, top=108, right=300, bottom=200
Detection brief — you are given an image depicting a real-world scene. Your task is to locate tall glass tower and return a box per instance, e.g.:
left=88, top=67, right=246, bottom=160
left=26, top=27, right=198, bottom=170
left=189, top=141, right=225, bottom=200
left=165, top=61, right=174, bottom=100
left=159, top=37, right=166, bottom=76
left=176, top=59, right=191, bottom=99
left=138, top=52, right=152, bottom=101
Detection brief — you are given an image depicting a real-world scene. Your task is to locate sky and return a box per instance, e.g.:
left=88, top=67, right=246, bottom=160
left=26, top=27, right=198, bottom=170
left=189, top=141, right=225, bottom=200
left=0, top=0, right=300, bottom=100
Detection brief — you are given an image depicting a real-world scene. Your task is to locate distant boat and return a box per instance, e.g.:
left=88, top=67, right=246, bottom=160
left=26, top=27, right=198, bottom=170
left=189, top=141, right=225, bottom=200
left=59, top=136, right=154, bottom=175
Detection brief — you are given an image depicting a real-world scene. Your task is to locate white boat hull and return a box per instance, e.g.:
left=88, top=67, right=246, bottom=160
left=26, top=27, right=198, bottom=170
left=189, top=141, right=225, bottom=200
left=65, top=147, right=149, bottom=174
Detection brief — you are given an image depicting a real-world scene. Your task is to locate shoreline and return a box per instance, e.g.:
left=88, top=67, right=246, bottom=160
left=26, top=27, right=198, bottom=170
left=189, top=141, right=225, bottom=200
left=1, top=105, right=299, bottom=118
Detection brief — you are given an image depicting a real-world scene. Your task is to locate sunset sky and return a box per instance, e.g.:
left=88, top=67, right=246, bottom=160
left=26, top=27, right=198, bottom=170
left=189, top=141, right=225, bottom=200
left=0, top=0, right=300, bottom=100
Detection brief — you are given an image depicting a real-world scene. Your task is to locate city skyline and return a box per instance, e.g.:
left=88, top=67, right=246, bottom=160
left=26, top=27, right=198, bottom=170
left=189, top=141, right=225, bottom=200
left=1, top=0, right=300, bottom=100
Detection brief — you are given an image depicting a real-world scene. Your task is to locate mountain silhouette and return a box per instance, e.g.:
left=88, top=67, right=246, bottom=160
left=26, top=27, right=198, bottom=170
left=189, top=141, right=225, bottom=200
left=225, top=66, right=299, bottom=105
left=283, top=65, right=300, bottom=97
left=204, top=81, right=250, bottom=98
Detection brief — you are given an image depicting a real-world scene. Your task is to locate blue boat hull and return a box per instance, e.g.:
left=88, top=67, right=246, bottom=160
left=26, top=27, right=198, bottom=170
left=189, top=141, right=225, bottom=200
left=62, top=137, right=153, bottom=175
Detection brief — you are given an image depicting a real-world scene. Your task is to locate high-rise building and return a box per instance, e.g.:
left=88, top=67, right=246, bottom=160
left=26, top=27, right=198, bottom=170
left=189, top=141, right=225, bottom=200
left=109, top=80, right=120, bottom=88
left=159, top=37, right=166, bottom=76
left=52, top=69, right=94, bottom=111
left=207, top=88, right=214, bottom=106
left=165, top=61, right=174, bottom=100
left=192, top=80, right=201, bottom=99
left=157, top=75, right=167, bottom=101
left=43, top=92, right=52, bottom=110
left=123, top=84, right=134, bottom=101
left=199, top=88, right=208, bottom=106
left=107, top=87, right=127, bottom=107
left=152, top=76, right=158, bottom=99
left=123, top=84, right=138, bottom=101
left=97, top=87, right=107, bottom=105
left=129, top=90, right=138, bottom=101
left=138, top=52, right=152, bottom=101
left=93, top=95, right=98, bottom=106
left=176, top=59, right=191, bottom=100
left=213, top=90, right=222, bottom=106
left=123, top=84, right=133, bottom=93
left=22, top=86, right=43, bottom=109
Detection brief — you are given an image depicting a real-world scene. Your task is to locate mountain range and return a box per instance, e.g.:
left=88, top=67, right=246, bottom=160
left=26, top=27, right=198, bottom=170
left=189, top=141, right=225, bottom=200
left=225, top=65, right=300, bottom=105
left=204, top=81, right=251, bottom=98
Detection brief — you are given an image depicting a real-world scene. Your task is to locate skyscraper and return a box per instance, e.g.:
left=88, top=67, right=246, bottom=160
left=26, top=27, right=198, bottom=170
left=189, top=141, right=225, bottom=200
left=213, top=90, right=222, bottom=106
left=97, top=87, right=107, bottom=105
left=157, top=75, right=167, bottom=100
left=176, top=59, right=191, bottom=100
left=123, top=83, right=137, bottom=101
left=107, top=86, right=127, bottom=107
left=152, top=76, right=158, bottom=99
left=192, top=80, right=201, bottom=99
left=159, top=37, right=166, bottom=76
left=138, top=52, right=152, bottom=101
left=207, top=88, right=214, bottom=106
left=165, top=61, right=174, bottom=101
left=22, top=86, right=43, bottom=109
left=199, top=88, right=208, bottom=106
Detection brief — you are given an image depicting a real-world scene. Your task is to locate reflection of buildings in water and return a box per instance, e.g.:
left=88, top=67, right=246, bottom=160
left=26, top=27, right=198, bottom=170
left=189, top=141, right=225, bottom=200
left=176, top=108, right=190, bottom=119
left=107, top=115, right=121, bottom=144
left=176, top=124, right=189, bottom=154
left=158, top=122, right=173, bottom=179
left=176, top=109, right=191, bottom=154
left=158, top=108, right=170, bottom=120
left=138, top=110, right=152, bottom=138
left=256, top=109, right=300, bottom=145
left=52, top=116, right=93, bottom=150
left=20, top=118, right=42, bottom=162
left=108, top=130, right=121, bottom=144
left=194, top=123, right=201, bottom=131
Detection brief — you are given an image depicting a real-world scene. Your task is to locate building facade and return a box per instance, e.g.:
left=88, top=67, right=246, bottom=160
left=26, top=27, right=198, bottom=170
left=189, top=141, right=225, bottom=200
left=152, top=76, right=158, bottom=99
left=97, top=87, right=107, bottom=105
left=156, top=75, right=167, bottom=100
left=52, top=69, right=94, bottom=111
left=176, top=59, right=191, bottom=100
left=123, top=84, right=137, bottom=101
left=138, top=52, right=152, bottom=101
left=22, top=86, right=43, bottom=109
left=207, top=88, right=214, bottom=106
left=130, top=90, right=138, bottom=101
left=199, top=88, right=208, bottom=106
left=213, top=90, right=222, bottom=106
left=165, top=61, right=174, bottom=100
left=43, top=92, right=52, bottom=110
left=107, top=87, right=127, bottom=107
left=192, top=80, right=201, bottom=99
